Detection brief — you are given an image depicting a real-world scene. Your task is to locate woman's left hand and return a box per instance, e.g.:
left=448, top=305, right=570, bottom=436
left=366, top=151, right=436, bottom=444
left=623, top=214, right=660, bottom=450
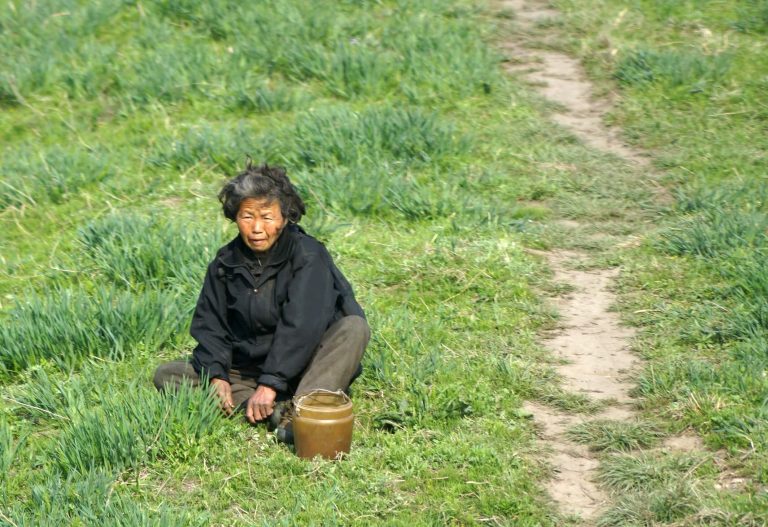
left=246, top=385, right=278, bottom=424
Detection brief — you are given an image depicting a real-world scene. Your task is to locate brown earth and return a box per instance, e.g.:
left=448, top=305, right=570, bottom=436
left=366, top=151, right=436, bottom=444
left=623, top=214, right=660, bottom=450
left=523, top=252, right=638, bottom=522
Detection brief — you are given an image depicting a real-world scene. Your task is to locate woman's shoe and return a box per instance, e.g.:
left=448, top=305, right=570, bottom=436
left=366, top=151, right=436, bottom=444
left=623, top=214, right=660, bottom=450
left=268, top=400, right=294, bottom=445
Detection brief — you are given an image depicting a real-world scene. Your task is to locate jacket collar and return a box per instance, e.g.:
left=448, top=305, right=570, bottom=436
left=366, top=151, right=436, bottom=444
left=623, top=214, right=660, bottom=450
left=216, top=224, right=299, bottom=269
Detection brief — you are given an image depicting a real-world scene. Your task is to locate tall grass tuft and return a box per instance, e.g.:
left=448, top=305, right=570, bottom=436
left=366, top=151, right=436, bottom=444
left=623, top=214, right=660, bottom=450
left=615, top=48, right=732, bottom=92
left=673, top=179, right=768, bottom=214
left=5, top=469, right=204, bottom=526
left=147, top=0, right=501, bottom=101
left=292, top=164, right=471, bottom=220
left=150, top=0, right=234, bottom=40
left=78, top=213, right=226, bottom=289
left=385, top=9, right=503, bottom=101
left=733, top=1, right=768, bottom=33
left=0, top=416, right=25, bottom=497
left=286, top=105, right=469, bottom=168
left=54, top=382, right=222, bottom=474
left=722, top=249, right=768, bottom=299
left=227, top=79, right=311, bottom=113
left=1, top=0, right=501, bottom=109
left=567, top=420, right=663, bottom=452
left=597, top=451, right=712, bottom=493
left=655, top=179, right=768, bottom=342
left=0, top=145, right=114, bottom=209
left=147, top=123, right=266, bottom=173
left=151, top=105, right=468, bottom=182
left=597, top=481, right=703, bottom=526
left=0, top=286, right=192, bottom=376
left=0, top=1, right=118, bottom=105
left=12, top=367, right=108, bottom=422
left=656, top=210, right=768, bottom=258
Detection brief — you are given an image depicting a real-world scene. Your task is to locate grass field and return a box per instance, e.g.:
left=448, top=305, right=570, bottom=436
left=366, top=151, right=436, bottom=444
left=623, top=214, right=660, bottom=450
left=0, top=1, right=578, bottom=524
left=1, top=0, right=766, bottom=524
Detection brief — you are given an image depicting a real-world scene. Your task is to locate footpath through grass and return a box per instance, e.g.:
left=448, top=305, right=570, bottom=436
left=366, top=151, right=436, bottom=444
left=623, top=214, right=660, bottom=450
left=553, top=0, right=768, bottom=524
left=0, top=0, right=643, bottom=524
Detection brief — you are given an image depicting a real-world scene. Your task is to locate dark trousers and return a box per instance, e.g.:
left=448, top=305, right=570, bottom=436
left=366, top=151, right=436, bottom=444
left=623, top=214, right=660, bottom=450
left=153, top=315, right=370, bottom=407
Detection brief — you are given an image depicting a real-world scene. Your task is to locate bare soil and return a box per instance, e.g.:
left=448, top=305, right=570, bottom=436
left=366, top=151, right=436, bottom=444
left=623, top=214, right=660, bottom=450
left=523, top=253, right=637, bottom=522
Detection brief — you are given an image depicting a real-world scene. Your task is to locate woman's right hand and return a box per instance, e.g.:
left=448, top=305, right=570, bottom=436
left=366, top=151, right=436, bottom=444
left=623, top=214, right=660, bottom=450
left=211, top=378, right=235, bottom=415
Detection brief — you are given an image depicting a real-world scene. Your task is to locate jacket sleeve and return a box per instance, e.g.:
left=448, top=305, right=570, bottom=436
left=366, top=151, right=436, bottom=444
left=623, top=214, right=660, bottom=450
left=190, top=262, right=233, bottom=382
left=257, top=249, right=336, bottom=392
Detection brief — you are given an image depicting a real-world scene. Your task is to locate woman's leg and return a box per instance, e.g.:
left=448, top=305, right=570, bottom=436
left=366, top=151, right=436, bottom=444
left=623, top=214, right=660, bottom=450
left=154, top=361, right=266, bottom=421
left=295, top=315, right=370, bottom=396
left=153, top=360, right=200, bottom=391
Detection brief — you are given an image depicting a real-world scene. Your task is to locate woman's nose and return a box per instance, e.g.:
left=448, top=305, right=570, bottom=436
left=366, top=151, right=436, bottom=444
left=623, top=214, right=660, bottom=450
left=251, top=219, right=264, bottom=233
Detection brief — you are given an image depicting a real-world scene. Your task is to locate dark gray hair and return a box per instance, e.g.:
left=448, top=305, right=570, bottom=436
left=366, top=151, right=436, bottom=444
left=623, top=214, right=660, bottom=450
left=218, top=162, right=306, bottom=223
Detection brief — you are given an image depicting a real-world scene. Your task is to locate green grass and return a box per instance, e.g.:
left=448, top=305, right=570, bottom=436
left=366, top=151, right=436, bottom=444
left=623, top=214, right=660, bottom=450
left=0, top=144, right=114, bottom=209
left=0, top=286, right=191, bottom=377
left=567, top=420, right=664, bottom=452
left=77, top=213, right=227, bottom=288
left=597, top=481, right=703, bottom=527
left=0, top=0, right=500, bottom=109
left=0, top=415, right=25, bottom=501
left=4, top=470, right=202, bottom=526
left=54, top=382, right=222, bottom=475
left=598, top=450, right=714, bottom=493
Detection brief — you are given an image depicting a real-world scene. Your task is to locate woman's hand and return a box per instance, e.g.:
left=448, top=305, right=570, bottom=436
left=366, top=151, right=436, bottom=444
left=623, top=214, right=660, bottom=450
left=211, top=378, right=236, bottom=415
left=246, top=385, right=277, bottom=424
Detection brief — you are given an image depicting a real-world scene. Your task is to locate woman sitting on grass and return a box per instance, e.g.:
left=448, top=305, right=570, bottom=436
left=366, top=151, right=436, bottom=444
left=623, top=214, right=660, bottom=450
left=153, top=162, right=370, bottom=444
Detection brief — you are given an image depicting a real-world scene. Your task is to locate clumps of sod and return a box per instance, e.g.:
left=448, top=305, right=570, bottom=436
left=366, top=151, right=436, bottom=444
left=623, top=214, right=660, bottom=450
left=0, top=145, right=114, bottom=210
left=593, top=450, right=760, bottom=527
left=0, top=286, right=191, bottom=377
left=284, top=105, right=469, bottom=169
left=3, top=470, right=203, bottom=527
left=54, top=382, right=222, bottom=475
left=0, top=211, right=231, bottom=378
left=0, top=415, right=26, bottom=501
left=597, top=481, right=702, bottom=527
left=2, top=368, right=222, bottom=525
left=614, top=48, right=732, bottom=93
left=584, top=431, right=761, bottom=526
left=597, top=450, right=714, bottom=493
left=78, top=213, right=226, bottom=289
left=149, top=104, right=469, bottom=174
left=566, top=419, right=664, bottom=452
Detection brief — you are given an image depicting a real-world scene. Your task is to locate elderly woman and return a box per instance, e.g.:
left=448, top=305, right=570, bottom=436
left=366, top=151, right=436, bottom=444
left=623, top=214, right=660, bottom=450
left=153, top=163, right=370, bottom=443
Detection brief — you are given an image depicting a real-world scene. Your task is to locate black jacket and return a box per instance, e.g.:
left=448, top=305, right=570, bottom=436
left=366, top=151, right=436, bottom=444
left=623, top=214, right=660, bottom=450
left=190, top=224, right=364, bottom=393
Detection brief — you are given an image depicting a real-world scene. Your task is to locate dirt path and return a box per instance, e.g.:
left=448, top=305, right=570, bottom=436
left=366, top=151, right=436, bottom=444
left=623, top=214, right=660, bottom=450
left=499, top=0, right=649, bottom=523
left=523, top=254, right=637, bottom=521
left=501, top=0, right=648, bottom=166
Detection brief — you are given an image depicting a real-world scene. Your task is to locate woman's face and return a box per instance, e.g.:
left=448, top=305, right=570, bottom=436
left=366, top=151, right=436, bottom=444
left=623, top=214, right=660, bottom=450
left=236, top=198, right=286, bottom=253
